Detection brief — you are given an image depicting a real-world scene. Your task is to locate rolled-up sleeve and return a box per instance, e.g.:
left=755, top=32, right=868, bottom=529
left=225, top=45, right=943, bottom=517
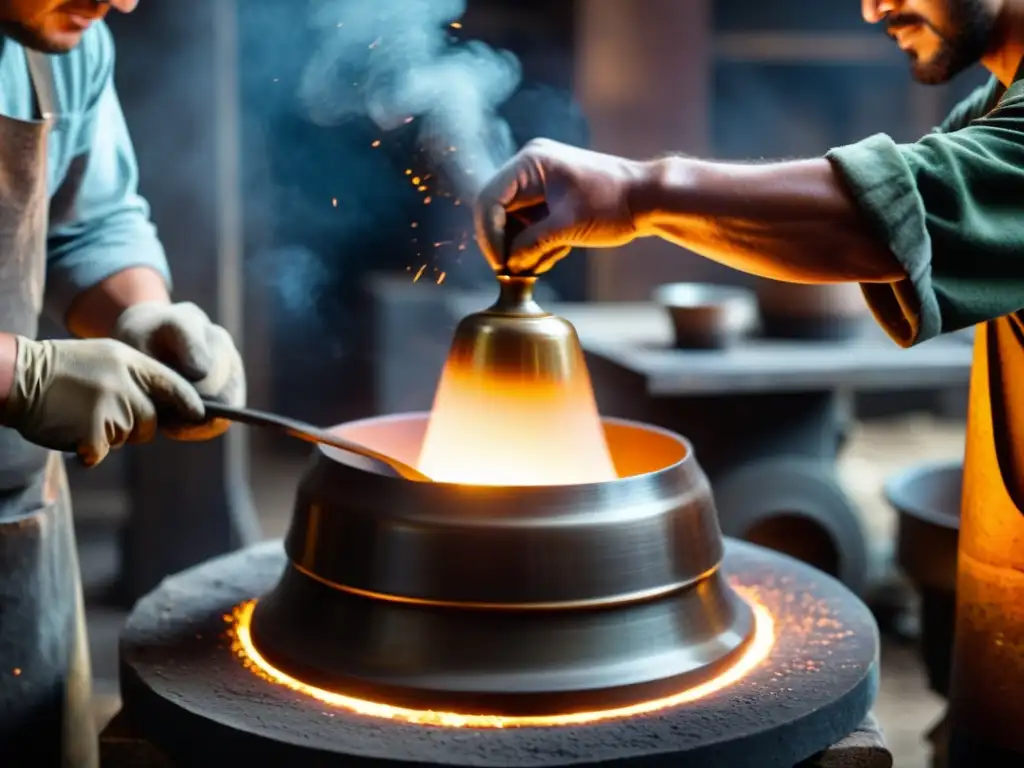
left=45, top=23, right=170, bottom=322
left=826, top=83, right=1024, bottom=348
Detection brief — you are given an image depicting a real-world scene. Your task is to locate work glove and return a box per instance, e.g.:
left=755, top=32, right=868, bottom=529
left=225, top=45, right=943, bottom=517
left=475, top=138, right=647, bottom=275
left=113, top=301, right=246, bottom=441
left=3, top=336, right=206, bottom=467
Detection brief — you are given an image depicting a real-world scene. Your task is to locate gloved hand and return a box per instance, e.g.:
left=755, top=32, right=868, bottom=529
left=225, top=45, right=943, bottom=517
left=113, top=301, right=246, bottom=441
left=3, top=336, right=206, bottom=466
left=475, top=138, right=648, bottom=275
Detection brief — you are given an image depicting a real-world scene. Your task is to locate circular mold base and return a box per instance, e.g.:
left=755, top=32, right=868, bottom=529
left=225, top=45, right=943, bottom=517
left=118, top=539, right=879, bottom=768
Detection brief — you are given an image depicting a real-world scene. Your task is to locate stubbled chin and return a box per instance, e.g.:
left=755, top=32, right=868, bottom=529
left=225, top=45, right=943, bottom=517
left=35, top=25, right=85, bottom=54
left=0, top=21, right=84, bottom=54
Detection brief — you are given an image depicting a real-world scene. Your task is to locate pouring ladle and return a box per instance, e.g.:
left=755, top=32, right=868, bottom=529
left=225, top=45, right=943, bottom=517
left=202, top=401, right=432, bottom=482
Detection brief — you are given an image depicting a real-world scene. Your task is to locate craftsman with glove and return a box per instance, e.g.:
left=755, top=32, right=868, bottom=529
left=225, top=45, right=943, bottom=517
left=0, top=2, right=244, bottom=766
left=477, top=1, right=1024, bottom=765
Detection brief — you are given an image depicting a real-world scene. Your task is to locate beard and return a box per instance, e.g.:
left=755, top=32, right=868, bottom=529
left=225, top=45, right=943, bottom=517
left=890, top=0, right=997, bottom=85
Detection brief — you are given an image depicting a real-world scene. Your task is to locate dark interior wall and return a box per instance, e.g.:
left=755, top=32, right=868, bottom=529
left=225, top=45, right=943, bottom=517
left=711, top=0, right=990, bottom=161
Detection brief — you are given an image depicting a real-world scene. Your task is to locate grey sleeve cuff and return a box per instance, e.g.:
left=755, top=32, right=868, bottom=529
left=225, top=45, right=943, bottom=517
left=825, top=133, right=942, bottom=348
left=44, top=213, right=172, bottom=323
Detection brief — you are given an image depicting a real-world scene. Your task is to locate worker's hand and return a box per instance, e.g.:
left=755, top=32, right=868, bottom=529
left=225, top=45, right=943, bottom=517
left=475, top=138, right=649, bottom=275
left=114, top=301, right=246, bottom=441
left=2, top=337, right=206, bottom=467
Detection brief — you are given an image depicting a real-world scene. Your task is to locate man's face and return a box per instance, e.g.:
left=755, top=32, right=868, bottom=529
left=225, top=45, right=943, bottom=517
left=0, top=0, right=138, bottom=54
left=863, top=0, right=998, bottom=84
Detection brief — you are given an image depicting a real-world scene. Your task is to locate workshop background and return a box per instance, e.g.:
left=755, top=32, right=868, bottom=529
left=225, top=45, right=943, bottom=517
left=66, top=2, right=980, bottom=767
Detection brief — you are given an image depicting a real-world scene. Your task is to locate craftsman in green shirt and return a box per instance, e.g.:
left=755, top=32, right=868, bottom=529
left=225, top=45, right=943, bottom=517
left=475, top=0, right=1024, bottom=763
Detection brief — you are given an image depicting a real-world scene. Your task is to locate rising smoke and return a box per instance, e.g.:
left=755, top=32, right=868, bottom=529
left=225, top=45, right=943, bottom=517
left=299, top=0, right=522, bottom=199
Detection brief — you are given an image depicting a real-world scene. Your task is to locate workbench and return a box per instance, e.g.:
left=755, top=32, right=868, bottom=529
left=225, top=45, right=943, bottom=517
left=552, top=301, right=972, bottom=595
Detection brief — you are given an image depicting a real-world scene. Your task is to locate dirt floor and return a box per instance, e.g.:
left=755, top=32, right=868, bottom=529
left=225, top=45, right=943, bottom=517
left=82, top=413, right=966, bottom=767
left=837, top=414, right=964, bottom=768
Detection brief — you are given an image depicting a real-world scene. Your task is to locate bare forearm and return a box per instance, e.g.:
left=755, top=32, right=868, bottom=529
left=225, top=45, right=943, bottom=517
left=629, top=156, right=906, bottom=284
left=65, top=266, right=171, bottom=339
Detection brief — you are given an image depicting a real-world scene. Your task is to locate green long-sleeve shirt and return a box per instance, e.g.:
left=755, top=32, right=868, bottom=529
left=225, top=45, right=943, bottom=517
left=827, top=69, right=1024, bottom=507
left=827, top=73, right=1024, bottom=347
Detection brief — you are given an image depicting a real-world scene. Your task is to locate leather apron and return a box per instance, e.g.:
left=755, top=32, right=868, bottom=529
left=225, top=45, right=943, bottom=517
left=0, top=49, right=97, bottom=767
left=948, top=316, right=1024, bottom=765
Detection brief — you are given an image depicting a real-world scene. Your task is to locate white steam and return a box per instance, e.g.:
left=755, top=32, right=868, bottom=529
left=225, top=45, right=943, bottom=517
left=299, top=0, right=522, bottom=197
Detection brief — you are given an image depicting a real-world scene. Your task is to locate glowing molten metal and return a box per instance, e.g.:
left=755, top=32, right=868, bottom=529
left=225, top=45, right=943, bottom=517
left=417, top=364, right=617, bottom=486
left=229, top=589, right=775, bottom=728
left=417, top=275, right=617, bottom=486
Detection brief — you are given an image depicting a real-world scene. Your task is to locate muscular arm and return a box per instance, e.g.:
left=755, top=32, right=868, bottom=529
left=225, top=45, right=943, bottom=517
left=625, top=77, right=1002, bottom=287
left=630, top=156, right=905, bottom=284
left=629, top=76, right=1024, bottom=348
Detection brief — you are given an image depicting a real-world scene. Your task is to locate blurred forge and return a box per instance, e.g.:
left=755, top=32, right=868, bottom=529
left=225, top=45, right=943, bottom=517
left=238, top=0, right=585, bottom=425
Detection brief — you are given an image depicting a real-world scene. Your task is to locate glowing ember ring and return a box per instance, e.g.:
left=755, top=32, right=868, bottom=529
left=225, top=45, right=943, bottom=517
left=244, top=413, right=759, bottom=716
left=114, top=540, right=879, bottom=768
left=230, top=589, right=774, bottom=728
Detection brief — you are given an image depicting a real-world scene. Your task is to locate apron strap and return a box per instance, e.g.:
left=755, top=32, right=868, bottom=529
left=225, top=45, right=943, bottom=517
left=24, top=50, right=57, bottom=121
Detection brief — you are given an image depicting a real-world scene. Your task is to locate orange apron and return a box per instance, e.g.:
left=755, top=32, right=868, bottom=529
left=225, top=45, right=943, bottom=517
left=948, top=316, right=1024, bottom=763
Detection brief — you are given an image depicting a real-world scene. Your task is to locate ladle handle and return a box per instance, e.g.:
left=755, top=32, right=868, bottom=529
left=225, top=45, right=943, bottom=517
left=202, top=401, right=430, bottom=482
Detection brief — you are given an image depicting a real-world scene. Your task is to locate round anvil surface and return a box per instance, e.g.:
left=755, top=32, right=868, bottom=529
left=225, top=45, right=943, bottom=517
left=118, top=539, right=879, bottom=768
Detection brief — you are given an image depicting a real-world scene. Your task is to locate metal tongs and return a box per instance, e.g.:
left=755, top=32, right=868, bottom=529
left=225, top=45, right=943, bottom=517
left=202, top=401, right=431, bottom=482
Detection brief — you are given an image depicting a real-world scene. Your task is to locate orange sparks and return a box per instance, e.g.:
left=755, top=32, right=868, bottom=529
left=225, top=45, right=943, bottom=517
left=412, top=265, right=427, bottom=282
left=411, top=222, right=419, bottom=228
left=411, top=176, right=421, bottom=185
left=437, top=271, right=447, bottom=284
left=371, top=139, right=381, bottom=148
left=450, top=21, right=462, bottom=29
left=12, top=668, right=21, bottom=676
left=331, top=198, right=338, bottom=208
left=405, top=169, right=412, bottom=175
left=424, top=196, right=432, bottom=205
left=417, top=185, right=428, bottom=192
left=228, top=589, right=775, bottom=729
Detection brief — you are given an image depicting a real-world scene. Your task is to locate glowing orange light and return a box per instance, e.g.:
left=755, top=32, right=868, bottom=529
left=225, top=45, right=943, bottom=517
left=417, top=359, right=618, bottom=486
left=229, top=589, right=774, bottom=728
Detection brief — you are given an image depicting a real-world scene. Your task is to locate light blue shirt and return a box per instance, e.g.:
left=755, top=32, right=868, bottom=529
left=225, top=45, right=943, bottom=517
left=0, top=22, right=171, bottom=322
